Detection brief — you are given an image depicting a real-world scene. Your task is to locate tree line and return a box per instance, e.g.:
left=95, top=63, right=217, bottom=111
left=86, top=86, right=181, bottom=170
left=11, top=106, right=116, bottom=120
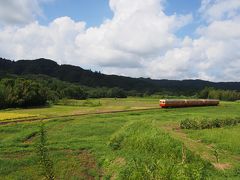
left=1, top=58, right=240, bottom=96
left=199, top=87, right=240, bottom=101
left=0, top=76, right=239, bottom=109
left=0, top=76, right=127, bottom=109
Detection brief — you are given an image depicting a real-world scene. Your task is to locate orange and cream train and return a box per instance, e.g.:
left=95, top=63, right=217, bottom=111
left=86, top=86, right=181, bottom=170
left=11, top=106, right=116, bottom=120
left=159, top=99, right=219, bottom=108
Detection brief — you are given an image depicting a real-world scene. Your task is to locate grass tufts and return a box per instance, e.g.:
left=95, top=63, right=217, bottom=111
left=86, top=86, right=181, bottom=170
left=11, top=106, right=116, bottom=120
left=109, top=120, right=213, bottom=179
left=180, top=117, right=240, bottom=130
left=36, top=122, right=55, bottom=180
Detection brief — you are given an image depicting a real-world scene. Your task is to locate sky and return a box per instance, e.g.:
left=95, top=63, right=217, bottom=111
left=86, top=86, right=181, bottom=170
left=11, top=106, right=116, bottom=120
left=0, top=0, right=239, bottom=82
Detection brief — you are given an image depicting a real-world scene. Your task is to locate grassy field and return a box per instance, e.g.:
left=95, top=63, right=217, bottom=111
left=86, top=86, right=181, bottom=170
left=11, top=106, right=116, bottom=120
left=0, top=98, right=240, bottom=179
left=0, top=112, right=37, bottom=121
left=0, top=98, right=159, bottom=122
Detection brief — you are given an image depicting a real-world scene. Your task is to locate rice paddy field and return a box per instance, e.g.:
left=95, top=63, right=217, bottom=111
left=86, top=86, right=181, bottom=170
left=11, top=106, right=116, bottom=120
left=0, top=97, right=240, bottom=179
left=0, top=113, right=36, bottom=121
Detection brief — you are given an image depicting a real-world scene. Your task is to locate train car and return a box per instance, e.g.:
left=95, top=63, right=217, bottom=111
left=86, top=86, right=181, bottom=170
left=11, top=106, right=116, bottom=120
left=159, top=99, right=219, bottom=108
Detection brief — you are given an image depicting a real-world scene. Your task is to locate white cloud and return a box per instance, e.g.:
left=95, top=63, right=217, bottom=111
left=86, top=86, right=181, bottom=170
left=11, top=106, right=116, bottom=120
left=0, top=0, right=239, bottom=82
left=143, top=0, right=240, bottom=81
left=0, top=0, right=191, bottom=68
left=199, top=0, right=240, bottom=22
left=0, top=17, right=85, bottom=64
left=0, top=0, right=45, bottom=26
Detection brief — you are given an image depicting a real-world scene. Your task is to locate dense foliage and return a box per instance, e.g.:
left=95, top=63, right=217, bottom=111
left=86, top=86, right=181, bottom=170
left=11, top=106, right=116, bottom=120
left=0, top=58, right=239, bottom=109
left=180, top=117, right=240, bottom=130
left=199, top=87, right=240, bottom=101
left=0, top=78, right=48, bottom=109
left=1, top=58, right=240, bottom=96
left=0, top=76, right=127, bottom=109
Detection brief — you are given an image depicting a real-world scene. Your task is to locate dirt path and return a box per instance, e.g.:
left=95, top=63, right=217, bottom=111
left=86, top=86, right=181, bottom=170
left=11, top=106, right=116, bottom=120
left=78, top=150, right=103, bottom=180
left=0, top=107, right=160, bottom=125
left=161, top=123, right=240, bottom=170
left=59, top=149, right=103, bottom=180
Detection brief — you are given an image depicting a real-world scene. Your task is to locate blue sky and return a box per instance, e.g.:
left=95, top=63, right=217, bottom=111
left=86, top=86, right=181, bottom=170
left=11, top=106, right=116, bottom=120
left=40, top=0, right=201, bottom=37
left=164, top=0, right=202, bottom=37
left=40, top=0, right=113, bottom=27
left=0, top=0, right=240, bottom=81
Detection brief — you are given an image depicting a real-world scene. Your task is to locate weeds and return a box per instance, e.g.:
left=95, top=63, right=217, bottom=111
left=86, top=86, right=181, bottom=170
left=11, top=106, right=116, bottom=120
left=109, top=120, right=213, bottom=179
left=180, top=117, right=240, bottom=130
left=36, top=122, right=55, bottom=179
left=213, top=147, right=219, bottom=163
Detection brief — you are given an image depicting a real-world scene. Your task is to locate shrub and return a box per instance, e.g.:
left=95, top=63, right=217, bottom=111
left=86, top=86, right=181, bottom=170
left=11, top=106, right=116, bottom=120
left=180, top=117, right=240, bottom=130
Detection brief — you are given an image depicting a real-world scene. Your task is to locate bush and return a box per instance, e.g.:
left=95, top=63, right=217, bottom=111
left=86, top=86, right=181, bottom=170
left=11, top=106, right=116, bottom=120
left=180, top=117, right=240, bottom=130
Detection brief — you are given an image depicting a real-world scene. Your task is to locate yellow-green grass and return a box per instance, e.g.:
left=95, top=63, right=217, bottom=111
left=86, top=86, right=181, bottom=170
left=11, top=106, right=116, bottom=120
left=0, top=99, right=237, bottom=122
left=0, top=112, right=37, bottom=121
left=0, top=98, right=239, bottom=179
left=0, top=98, right=159, bottom=122
left=185, top=125, right=240, bottom=155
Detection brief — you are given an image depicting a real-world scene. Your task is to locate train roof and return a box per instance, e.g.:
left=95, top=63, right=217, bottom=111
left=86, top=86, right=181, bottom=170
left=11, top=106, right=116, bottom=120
left=160, top=99, right=219, bottom=102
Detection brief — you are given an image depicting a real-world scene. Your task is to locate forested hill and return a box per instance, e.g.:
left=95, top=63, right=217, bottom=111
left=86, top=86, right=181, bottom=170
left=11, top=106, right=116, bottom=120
left=0, top=57, right=240, bottom=94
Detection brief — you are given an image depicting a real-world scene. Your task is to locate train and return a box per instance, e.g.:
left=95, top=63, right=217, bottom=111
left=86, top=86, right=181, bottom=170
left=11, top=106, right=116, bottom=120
left=159, top=99, right=219, bottom=108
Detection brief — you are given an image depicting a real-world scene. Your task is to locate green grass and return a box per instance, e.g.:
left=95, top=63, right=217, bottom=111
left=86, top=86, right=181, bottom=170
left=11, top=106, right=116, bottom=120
left=180, top=117, right=240, bottom=130
left=0, top=98, right=159, bottom=121
left=0, top=98, right=240, bottom=179
left=185, top=125, right=240, bottom=155
left=108, top=120, right=214, bottom=179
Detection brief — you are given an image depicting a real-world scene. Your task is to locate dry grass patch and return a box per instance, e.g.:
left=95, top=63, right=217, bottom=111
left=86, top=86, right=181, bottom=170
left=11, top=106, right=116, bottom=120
left=0, top=112, right=36, bottom=121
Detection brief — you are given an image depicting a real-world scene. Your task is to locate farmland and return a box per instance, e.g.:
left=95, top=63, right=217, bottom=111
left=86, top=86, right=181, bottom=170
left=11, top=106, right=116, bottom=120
left=0, top=98, right=240, bottom=179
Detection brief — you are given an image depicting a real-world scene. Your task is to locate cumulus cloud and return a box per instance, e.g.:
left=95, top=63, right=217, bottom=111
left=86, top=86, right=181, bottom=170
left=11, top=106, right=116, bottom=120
left=0, top=0, right=239, bottom=81
left=0, top=0, right=192, bottom=69
left=199, top=0, right=240, bottom=22
left=0, top=0, right=45, bottom=26
left=0, top=17, right=85, bottom=64
left=143, top=0, right=240, bottom=81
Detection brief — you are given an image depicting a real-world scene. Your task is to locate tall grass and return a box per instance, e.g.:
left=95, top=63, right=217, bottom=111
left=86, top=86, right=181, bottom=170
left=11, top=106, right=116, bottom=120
left=180, top=117, right=240, bottom=130
left=109, top=120, right=213, bottom=179
left=36, top=123, right=55, bottom=179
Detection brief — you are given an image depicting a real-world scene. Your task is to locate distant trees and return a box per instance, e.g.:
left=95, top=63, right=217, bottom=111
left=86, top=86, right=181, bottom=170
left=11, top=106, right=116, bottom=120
left=0, top=83, right=5, bottom=109
left=1, top=74, right=239, bottom=110
left=0, top=78, right=48, bottom=108
left=1, top=57, right=240, bottom=96
left=86, top=87, right=127, bottom=98
left=0, top=76, right=128, bottom=109
left=0, top=77, right=89, bottom=109
left=107, top=87, right=127, bottom=98
left=87, top=87, right=109, bottom=98
left=62, top=85, right=87, bottom=100
left=199, top=87, right=240, bottom=101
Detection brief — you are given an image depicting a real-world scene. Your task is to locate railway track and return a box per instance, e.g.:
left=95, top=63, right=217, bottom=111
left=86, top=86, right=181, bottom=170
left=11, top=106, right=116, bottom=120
left=0, top=107, right=160, bottom=125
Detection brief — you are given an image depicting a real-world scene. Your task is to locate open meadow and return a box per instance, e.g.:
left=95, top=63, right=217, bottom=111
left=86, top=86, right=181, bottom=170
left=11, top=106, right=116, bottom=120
left=0, top=98, right=240, bottom=179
